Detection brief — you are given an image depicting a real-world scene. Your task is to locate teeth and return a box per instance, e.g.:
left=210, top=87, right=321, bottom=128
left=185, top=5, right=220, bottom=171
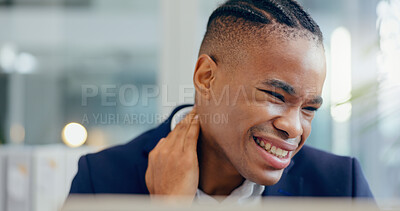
left=265, top=143, right=271, bottom=150
left=271, top=146, right=276, bottom=154
left=254, top=136, right=289, bottom=158
left=276, top=148, right=283, bottom=156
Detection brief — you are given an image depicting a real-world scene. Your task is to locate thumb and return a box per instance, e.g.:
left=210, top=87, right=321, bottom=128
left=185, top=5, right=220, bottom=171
left=184, top=114, right=200, bottom=151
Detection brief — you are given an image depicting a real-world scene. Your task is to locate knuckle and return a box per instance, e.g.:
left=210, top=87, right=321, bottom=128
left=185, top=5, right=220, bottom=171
left=180, top=120, right=189, bottom=128
left=159, top=149, right=169, bottom=156
left=149, top=149, right=160, bottom=158
left=175, top=133, right=184, bottom=140
left=184, top=151, right=195, bottom=159
left=170, top=149, right=179, bottom=157
left=186, top=130, right=196, bottom=138
left=181, top=157, right=194, bottom=166
left=148, top=151, right=155, bottom=159
left=176, top=121, right=185, bottom=129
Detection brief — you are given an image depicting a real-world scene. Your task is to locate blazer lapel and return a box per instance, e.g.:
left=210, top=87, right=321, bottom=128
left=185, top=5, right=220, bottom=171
left=143, top=104, right=194, bottom=154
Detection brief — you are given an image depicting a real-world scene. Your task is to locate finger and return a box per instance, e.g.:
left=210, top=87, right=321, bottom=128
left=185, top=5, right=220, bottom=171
left=145, top=166, right=153, bottom=193
left=178, top=108, right=198, bottom=142
left=180, top=107, right=197, bottom=127
left=166, top=108, right=197, bottom=144
left=153, top=137, right=166, bottom=149
left=184, top=114, right=200, bottom=151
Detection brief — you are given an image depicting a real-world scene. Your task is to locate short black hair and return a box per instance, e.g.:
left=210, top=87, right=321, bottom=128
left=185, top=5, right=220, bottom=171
left=199, top=0, right=323, bottom=65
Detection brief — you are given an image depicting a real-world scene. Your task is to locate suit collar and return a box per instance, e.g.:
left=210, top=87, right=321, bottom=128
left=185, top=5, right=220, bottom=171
left=143, top=104, right=193, bottom=154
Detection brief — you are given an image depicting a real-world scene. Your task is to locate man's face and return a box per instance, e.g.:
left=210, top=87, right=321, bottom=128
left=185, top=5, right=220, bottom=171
left=198, top=37, right=326, bottom=186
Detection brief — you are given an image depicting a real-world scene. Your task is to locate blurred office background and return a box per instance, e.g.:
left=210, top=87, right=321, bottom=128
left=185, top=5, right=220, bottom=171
left=0, top=0, right=399, bottom=210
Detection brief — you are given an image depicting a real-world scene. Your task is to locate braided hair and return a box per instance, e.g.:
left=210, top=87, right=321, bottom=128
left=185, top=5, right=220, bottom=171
left=199, top=0, right=323, bottom=65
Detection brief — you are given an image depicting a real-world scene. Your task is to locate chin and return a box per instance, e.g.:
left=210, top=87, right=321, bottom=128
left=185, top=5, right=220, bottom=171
left=245, top=168, right=285, bottom=186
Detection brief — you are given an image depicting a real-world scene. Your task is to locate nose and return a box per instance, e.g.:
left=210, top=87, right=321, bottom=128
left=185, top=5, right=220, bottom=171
left=273, top=107, right=303, bottom=139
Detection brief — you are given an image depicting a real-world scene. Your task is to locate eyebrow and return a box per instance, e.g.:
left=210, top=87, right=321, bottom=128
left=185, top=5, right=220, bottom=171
left=307, top=96, right=323, bottom=105
left=262, top=79, right=323, bottom=105
left=262, top=79, right=296, bottom=95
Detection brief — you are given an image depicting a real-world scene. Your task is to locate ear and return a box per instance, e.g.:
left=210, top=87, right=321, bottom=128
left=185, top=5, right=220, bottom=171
left=193, top=54, right=217, bottom=100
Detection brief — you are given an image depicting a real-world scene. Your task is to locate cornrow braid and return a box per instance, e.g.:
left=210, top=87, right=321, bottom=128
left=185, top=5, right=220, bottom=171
left=207, top=4, right=271, bottom=28
left=279, top=0, right=322, bottom=36
left=205, top=0, right=323, bottom=42
left=251, top=0, right=298, bottom=27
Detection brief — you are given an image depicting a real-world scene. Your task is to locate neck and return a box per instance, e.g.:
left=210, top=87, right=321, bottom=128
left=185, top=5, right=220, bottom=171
left=197, top=133, right=244, bottom=196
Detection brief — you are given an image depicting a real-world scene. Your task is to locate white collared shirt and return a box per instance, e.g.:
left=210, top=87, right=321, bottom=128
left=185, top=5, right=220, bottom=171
left=170, top=106, right=265, bottom=205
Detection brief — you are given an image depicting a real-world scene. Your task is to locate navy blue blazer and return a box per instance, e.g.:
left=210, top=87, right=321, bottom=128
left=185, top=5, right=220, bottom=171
left=70, top=105, right=373, bottom=197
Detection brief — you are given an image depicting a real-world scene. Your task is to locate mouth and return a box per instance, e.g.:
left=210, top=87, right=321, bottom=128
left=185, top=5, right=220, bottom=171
left=253, top=136, right=289, bottom=159
left=252, top=135, right=296, bottom=169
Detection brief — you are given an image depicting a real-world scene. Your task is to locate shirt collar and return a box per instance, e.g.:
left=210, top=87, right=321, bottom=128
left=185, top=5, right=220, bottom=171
left=170, top=106, right=194, bottom=130
left=195, top=180, right=265, bottom=205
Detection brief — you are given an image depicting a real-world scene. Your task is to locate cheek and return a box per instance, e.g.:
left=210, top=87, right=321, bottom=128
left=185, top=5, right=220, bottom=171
left=244, top=103, right=285, bottom=125
left=299, top=119, right=312, bottom=146
left=203, top=104, right=244, bottom=147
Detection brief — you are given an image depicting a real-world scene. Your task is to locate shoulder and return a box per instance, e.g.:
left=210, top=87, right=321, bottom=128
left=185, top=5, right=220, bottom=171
left=70, top=104, right=193, bottom=194
left=291, top=145, right=355, bottom=180
left=86, top=125, right=163, bottom=166
left=289, top=145, right=373, bottom=197
left=293, top=145, right=353, bottom=168
left=70, top=125, right=165, bottom=194
left=84, top=104, right=193, bottom=166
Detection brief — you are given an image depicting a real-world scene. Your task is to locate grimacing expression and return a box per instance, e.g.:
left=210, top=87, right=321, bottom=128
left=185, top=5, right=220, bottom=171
left=197, top=37, right=326, bottom=186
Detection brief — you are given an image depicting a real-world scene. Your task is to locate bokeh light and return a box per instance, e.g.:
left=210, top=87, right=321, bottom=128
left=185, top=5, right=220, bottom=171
left=62, top=123, right=88, bottom=148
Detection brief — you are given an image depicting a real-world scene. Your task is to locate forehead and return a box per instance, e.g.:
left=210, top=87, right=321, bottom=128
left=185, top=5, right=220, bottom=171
left=238, top=37, right=326, bottom=95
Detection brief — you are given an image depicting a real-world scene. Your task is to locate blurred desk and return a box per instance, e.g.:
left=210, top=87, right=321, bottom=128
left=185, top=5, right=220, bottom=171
left=0, top=144, right=96, bottom=211
left=63, top=195, right=387, bottom=211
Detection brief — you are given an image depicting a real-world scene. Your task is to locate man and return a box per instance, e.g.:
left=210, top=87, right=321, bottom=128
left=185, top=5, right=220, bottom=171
left=70, top=0, right=373, bottom=203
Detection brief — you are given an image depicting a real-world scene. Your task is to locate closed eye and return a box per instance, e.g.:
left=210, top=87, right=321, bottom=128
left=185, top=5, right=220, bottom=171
left=303, top=107, right=319, bottom=112
left=257, top=88, right=285, bottom=102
